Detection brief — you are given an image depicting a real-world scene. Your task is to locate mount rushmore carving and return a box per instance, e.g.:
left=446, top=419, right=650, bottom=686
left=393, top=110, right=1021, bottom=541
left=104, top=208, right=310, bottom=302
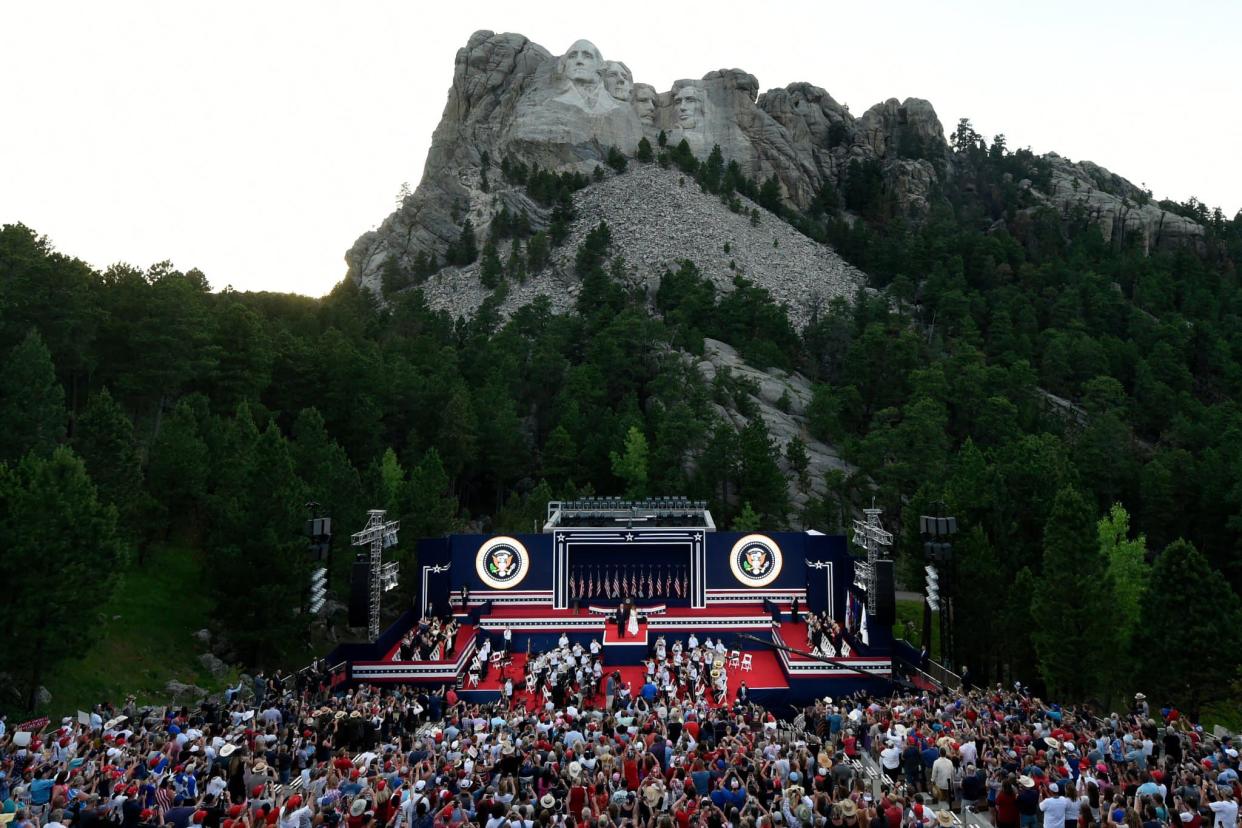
left=345, top=30, right=1203, bottom=294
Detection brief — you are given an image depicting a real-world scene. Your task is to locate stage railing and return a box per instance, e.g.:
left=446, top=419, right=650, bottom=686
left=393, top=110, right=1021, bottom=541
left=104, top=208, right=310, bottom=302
left=892, top=635, right=963, bottom=690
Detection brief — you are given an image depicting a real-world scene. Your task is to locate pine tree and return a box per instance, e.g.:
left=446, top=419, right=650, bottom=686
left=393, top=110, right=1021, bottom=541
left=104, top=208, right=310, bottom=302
left=479, top=239, right=503, bottom=289
left=1098, top=503, right=1149, bottom=652
left=541, top=425, right=578, bottom=490
left=636, top=137, right=654, bottom=163
left=1132, top=539, right=1242, bottom=716
left=737, top=419, right=788, bottom=526
left=732, top=502, right=761, bottom=532
left=0, top=446, right=125, bottom=709
left=73, top=388, right=146, bottom=547
left=606, top=146, right=628, bottom=174
left=1030, top=486, right=1115, bottom=699
left=0, top=330, right=65, bottom=463
left=146, top=398, right=209, bottom=520
left=785, top=436, right=811, bottom=491
left=206, top=424, right=309, bottom=665
left=609, top=425, right=649, bottom=499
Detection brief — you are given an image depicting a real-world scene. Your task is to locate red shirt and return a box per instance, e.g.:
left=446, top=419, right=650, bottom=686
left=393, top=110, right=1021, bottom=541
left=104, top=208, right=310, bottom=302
left=995, top=789, right=1018, bottom=825
left=569, top=785, right=588, bottom=816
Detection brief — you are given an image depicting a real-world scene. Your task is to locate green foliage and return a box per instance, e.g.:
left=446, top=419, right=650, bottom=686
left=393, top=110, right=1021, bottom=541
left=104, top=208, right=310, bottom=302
left=1098, top=503, right=1149, bottom=652
left=606, top=146, right=628, bottom=174
left=1030, top=486, right=1116, bottom=700
left=0, top=447, right=125, bottom=709
left=1132, top=539, right=1242, bottom=716
left=636, top=137, right=653, bottom=163
left=73, top=388, right=147, bottom=548
left=609, top=425, right=649, bottom=499
left=0, top=330, right=65, bottom=463
left=445, top=218, right=478, bottom=266
left=731, top=501, right=761, bottom=532
left=479, top=239, right=504, bottom=289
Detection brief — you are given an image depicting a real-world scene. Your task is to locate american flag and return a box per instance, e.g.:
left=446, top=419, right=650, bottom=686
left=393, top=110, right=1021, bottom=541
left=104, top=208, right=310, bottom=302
left=587, top=568, right=594, bottom=598
left=614, top=568, right=621, bottom=597
left=155, top=785, right=174, bottom=819
left=664, top=566, right=671, bottom=595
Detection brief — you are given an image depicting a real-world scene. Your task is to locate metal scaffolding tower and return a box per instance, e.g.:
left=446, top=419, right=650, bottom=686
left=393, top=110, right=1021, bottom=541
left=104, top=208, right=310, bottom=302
left=851, top=505, right=893, bottom=615
left=350, top=509, right=400, bottom=641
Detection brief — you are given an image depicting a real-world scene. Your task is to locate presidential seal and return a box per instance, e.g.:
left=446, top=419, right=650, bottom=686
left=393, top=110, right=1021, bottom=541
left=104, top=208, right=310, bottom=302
left=729, top=534, right=783, bottom=587
left=476, top=536, right=529, bottom=590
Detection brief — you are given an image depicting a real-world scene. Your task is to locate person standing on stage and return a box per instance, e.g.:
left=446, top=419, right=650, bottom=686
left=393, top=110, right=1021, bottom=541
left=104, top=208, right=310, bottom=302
left=616, top=603, right=626, bottom=639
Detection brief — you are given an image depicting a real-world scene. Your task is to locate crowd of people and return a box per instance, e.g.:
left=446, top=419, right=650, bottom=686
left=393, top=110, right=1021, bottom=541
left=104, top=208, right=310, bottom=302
left=400, top=618, right=462, bottom=664
left=1, top=656, right=1239, bottom=828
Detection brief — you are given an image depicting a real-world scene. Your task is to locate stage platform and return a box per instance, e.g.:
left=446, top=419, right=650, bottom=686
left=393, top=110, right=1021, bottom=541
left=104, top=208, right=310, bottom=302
left=348, top=602, right=892, bottom=698
left=457, top=649, right=790, bottom=709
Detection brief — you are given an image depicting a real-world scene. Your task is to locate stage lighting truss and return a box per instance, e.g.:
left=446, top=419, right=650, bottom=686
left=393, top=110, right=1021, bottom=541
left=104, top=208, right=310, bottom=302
left=851, top=506, right=893, bottom=614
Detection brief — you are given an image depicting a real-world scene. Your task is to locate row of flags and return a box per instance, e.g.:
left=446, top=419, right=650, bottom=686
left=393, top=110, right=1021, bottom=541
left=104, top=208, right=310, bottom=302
left=570, top=565, right=688, bottom=599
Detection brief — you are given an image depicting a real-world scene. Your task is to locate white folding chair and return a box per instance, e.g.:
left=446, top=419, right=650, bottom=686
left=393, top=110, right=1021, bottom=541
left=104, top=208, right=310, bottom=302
left=728, top=650, right=740, bottom=669
left=740, top=653, right=753, bottom=672
left=468, top=673, right=480, bottom=687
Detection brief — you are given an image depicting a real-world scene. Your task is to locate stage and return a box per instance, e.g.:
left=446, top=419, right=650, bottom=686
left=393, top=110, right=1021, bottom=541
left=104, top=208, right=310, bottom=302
left=334, top=499, right=897, bottom=703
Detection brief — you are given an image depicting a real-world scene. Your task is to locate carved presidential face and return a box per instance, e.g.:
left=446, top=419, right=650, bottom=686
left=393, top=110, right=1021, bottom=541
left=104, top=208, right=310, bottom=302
left=560, top=39, right=603, bottom=85
left=675, top=84, right=704, bottom=129
left=632, top=83, right=656, bottom=125
left=602, top=61, right=633, bottom=101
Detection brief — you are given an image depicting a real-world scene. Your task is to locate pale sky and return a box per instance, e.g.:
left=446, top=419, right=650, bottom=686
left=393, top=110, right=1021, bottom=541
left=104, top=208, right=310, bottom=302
left=2, top=1, right=1238, bottom=297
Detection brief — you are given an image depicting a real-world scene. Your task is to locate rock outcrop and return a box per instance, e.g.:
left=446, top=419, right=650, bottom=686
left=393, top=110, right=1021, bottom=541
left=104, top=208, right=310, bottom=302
left=346, top=30, right=1203, bottom=304
left=345, top=30, right=953, bottom=293
left=696, top=339, right=853, bottom=519
left=1033, top=155, right=1204, bottom=252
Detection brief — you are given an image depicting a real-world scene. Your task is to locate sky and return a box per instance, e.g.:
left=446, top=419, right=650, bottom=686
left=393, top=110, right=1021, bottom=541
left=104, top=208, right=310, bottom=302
left=2, top=1, right=1239, bottom=297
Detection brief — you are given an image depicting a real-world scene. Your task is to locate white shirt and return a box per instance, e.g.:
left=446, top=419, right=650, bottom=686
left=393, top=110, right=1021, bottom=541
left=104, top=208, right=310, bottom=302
left=1039, top=795, right=1072, bottom=828
left=1208, top=800, right=1238, bottom=828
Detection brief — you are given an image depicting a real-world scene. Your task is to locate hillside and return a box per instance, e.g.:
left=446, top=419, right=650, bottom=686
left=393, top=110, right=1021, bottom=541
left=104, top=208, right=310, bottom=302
left=2, top=31, right=1242, bottom=714
left=411, top=164, right=865, bottom=326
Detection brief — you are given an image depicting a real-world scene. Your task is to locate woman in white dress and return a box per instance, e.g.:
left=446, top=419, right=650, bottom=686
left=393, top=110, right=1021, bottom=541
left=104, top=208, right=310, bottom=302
left=628, top=608, right=640, bottom=637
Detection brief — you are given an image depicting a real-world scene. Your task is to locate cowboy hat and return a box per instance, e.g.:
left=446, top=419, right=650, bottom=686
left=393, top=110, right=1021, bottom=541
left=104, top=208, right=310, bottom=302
left=568, top=761, right=582, bottom=779
left=1018, top=776, right=1035, bottom=788
left=839, top=799, right=858, bottom=818
left=105, top=716, right=128, bottom=730
left=1044, top=738, right=1060, bottom=750
left=253, top=761, right=269, bottom=773
left=540, top=794, right=556, bottom=810
left=936, top=811, right=955, bottom=826
left=350, top=799, right=367, bottom=818
left=220, top=744, right=237, bottom=758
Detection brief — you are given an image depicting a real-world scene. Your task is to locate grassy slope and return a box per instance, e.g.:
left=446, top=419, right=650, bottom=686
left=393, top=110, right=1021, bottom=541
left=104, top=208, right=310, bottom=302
left=38, top=543, right=236, bottom=714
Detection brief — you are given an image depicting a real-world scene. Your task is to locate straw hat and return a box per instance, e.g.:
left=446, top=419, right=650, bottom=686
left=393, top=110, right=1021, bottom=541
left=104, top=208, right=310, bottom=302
left=350, top=799, right=367, bottom=818
left=540, top=794, right=556, bottom=810
left=839, top=799, right=858, bottom=818
left=1019, top=776, right=1035, bottom=788
left=936, top=811, right=955, bottom=826
left=1044, top=737, right=1060, bottom=750
left=220, top=744, right=237, bottom=758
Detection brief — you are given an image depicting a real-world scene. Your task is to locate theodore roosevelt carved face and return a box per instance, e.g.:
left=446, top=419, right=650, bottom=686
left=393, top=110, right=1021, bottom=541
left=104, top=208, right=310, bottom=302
left=632, top=83, right=656, bottom=124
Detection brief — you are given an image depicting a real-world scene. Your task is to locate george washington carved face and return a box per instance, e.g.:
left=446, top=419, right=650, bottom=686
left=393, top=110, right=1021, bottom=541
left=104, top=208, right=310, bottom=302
left=558, top=39, right=604, bottom=85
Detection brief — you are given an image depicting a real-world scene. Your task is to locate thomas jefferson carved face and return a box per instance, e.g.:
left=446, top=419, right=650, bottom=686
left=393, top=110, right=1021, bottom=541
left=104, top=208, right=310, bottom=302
left=675, top=84, right=704, bottom=129
left=559, top=39, right=603, bottom=85
left=602, top=61, right=633, bottom=101
left=632, top=83, right=656, bottom=125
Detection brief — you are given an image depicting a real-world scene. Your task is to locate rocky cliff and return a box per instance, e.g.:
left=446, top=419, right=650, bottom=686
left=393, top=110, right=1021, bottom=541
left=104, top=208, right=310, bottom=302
left=346, top=30, right=1203, bottom=302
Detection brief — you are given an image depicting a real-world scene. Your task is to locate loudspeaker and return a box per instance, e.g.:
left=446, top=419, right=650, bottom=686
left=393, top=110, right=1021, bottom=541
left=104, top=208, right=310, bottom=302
left=349, top=559, right=370, bottom=628
left=872, top=559, right=896, bottom=626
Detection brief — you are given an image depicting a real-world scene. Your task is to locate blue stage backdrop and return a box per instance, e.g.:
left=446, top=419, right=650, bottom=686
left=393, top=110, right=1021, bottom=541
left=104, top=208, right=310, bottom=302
left=424, top=530, right=864, bottom=622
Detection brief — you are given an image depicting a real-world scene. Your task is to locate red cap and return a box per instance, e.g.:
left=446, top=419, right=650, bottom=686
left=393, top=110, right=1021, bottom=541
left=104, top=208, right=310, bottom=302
left=288, top=796, right=303, bottom=809
left=228, top=805, right=244, bottom=817
left=141, top=810, right=153, bottom=821
left=193, top=810, right=207, bottom=824
left=252, top=784, right=265, bottom=798
left=350, top=769, right=360, bottom=780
